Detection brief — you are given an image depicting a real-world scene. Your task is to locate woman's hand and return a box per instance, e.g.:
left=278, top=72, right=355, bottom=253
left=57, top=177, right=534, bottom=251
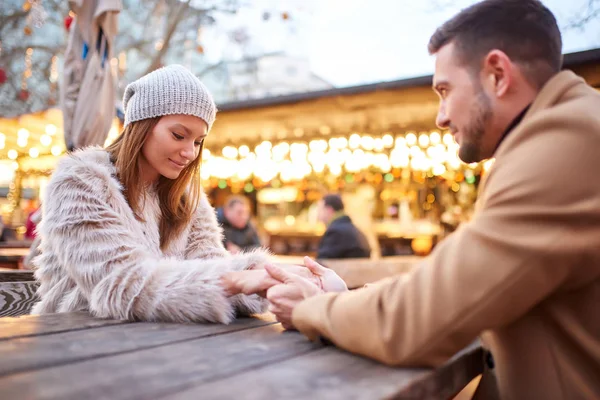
left=300, top=257, right=348, bottom=293
left=220, top=269, right=278, bottom=297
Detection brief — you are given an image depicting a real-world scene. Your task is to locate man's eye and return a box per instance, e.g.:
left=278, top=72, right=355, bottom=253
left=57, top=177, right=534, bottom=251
left=194, top=141, right=202, bottom=147
left=172, top=132, right=184, bottom=140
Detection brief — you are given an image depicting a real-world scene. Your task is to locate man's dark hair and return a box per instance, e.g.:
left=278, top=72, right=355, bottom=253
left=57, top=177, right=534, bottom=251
left=323, top=194, right=344, bottom=212
left=428, top=0, right=562, bottom=89
left=225, top=195, right=249, bottom=209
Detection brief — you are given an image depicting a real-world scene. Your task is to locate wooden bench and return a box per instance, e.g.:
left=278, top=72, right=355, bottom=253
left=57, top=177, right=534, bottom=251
left=0, top=270, right=37, bottom=317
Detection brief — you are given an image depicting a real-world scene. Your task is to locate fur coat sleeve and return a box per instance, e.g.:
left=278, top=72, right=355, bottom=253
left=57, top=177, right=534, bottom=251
left=35, top=151, right=269, bottom=324
left=184, top=193, right=270, bottom=317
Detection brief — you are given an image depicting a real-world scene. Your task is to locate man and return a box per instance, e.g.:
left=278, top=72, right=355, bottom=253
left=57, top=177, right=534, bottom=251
left=255, top=1, right=600, bottom=398
left=316, top=194, right=371, bottom=259
left=216, top=195, right=261, bottom=254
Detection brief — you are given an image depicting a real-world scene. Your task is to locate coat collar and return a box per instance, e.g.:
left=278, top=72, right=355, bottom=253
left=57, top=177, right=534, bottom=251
left=476, top=70, right=585, bottom=200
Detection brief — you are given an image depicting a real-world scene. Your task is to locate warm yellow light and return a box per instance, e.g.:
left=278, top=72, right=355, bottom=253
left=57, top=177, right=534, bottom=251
left=29, top=148, right=39, bottom=158
left=430, top=131, right=441, bottom=144
left=319, top=125, right=331, bottom=135
left=18, top=128, right=29, bottom=139
left=222, top=145, right=238, bottom=159
left=51, top=145, right=62, bottom=156
left=17, top=137, right=27, bottom=147
left=405, top=132, right=417, bottom=146
left=349, top=133, right=361, bottom=149
left=483, top=158, right=495, bottom=172
left=40, top=134, right=52, bottom=147
left=329, top=164, right=342, bottom=176
left=309, top=139, right=327, bottom=152
left=0, top=142, right=4, bottom=150
left=361, top=135, right=374, bottom=151
left=108, top=126, right=119, bottom=139
left=443, top=133, right=454, bottom=145
left=8, top=150, right=18, bottom=160
left=238, top=145, right=249, bottom=157
left=0, top=132, right=5, bottom=141
left=433, top=164, right=447, bottom=176
left=11, top=162, right=19, bottom=170
left=382, top=134, right=394, bottom=148
left=284, top=215, right=296, bottom=225
left=202, top=148, right=211, bottom=158
left=418, top=133, right=430, bottom=148
left=293, top=128, right=304, bottom=136
left=44, top=124, right=56, bottom=136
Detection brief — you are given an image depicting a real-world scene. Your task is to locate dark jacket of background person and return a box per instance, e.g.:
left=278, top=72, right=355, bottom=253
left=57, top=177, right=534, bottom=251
left=317, top=215, right=371, bottom=259
left=216, top=207, right=261, bottom=251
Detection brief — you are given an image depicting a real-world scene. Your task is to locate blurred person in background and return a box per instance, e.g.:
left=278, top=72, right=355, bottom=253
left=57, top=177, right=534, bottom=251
left=316, top=194, right=371, bottom=259
left=216, top=195, right=262, bottom=254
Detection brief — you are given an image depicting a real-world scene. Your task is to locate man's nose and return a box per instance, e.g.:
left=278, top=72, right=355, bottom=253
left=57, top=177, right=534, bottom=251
left=436, top=103, right=450, bottom=129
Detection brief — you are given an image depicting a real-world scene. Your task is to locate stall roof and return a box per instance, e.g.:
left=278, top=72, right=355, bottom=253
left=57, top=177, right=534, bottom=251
left=217, top=48, right=600, bottom=113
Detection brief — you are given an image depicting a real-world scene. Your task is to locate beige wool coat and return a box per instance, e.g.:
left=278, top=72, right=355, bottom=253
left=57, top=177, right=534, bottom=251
left=292, top=71, right=600, bottom=400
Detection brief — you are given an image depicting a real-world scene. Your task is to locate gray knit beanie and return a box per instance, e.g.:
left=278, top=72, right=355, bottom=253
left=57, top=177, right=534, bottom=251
left=122, top=64, right=217, bottom=130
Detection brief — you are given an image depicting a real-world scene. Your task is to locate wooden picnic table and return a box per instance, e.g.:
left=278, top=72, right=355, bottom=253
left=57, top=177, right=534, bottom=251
left=0, top=312, right=483, bottom=399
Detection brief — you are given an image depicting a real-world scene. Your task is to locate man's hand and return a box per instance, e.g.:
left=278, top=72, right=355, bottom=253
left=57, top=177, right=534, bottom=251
left=264, top=263, right=325, bottom=330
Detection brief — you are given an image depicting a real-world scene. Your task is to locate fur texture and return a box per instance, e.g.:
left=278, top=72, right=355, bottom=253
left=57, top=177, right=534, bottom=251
left=32, top=147, right=269, bottom=323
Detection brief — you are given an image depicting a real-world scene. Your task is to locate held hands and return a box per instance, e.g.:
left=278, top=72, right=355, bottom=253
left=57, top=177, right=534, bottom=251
left=220, top=256, right=349, bottom=330
left=220, top=256, right=348, bottom=298
left=264, top=263, right=325, bottom=330
left=265, top=258, right=348, bottom=329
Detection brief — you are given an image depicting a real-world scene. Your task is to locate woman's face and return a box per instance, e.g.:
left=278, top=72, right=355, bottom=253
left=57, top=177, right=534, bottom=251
left=139, top=114, right=208, bottom=182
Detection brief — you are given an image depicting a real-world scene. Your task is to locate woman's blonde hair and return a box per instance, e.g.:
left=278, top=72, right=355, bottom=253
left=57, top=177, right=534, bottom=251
left=106, top=117, right=203, bottom=250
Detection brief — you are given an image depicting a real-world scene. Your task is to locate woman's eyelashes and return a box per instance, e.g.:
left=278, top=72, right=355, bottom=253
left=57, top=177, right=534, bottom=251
left=172, top=132, right=203, bottom=146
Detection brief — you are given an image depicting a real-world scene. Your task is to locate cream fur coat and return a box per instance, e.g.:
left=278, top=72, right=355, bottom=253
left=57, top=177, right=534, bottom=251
left=32, top=147, right=270, bottom=323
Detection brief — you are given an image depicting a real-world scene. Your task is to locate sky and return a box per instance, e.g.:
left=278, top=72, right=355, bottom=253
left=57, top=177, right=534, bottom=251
left=204, top=0, right=600, bottom=88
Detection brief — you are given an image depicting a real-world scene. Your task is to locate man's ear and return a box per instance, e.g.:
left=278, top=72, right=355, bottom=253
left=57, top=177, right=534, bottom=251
left=481, top=49, right=513, bottom=97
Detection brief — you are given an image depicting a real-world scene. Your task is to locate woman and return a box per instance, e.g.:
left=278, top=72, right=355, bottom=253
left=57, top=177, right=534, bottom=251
left=32, top=65, right=272, bottom=323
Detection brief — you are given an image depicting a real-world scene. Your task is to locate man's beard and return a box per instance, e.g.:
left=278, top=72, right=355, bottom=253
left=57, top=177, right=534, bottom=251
left=457, top=90, right=493, bottom=164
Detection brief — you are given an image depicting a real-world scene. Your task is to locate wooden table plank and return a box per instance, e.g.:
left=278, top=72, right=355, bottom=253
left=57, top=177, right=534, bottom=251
left=0, top=311, right=126, bottom=340
left=165, top=345, right=430, bottom=400
left=0, top=316, right=277, bottom=377
left=0, top=281, right=38, bottom=317
left=0, top=323, right=323, bottom=400
left=0, top=270, right=35, bottom=282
